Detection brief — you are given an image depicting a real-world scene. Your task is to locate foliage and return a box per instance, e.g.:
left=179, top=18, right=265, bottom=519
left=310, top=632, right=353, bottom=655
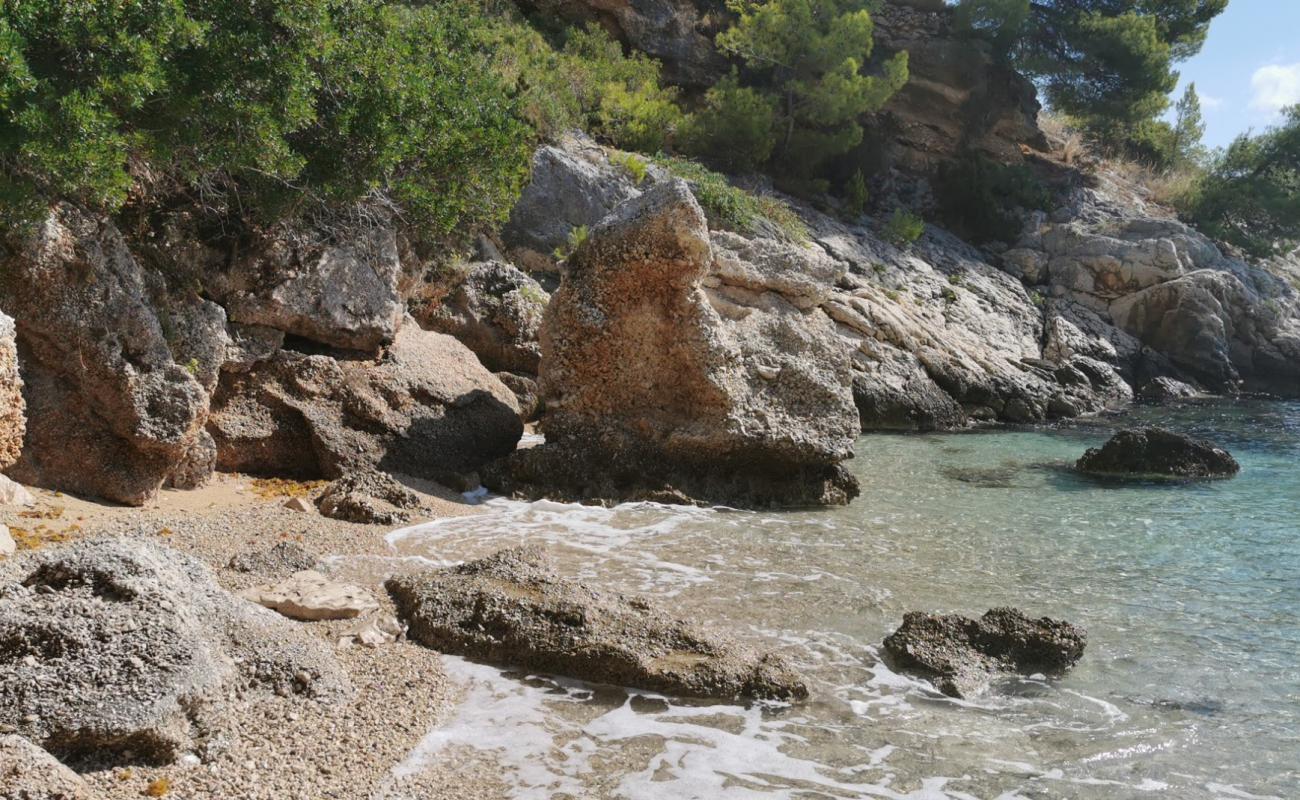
left=1184, top=106, right=1300, bottom=258
left=932, top=154, right=1051, bottom=243
left=844, top=169, right=869, bottom=217
left=553, top=224, right=590, bottom=260
left=0, top=1, right=532, bottom=237
left=486, top=20, right=680, bottom=152
left=609, top=151, right=650, bottom=184
left=955, top=0, right=1226, bottom=146
left=1170, top=83, right=1208, bottom=168
left=680, top=74, right=778, bottom=173
left=881, top=209, right=924, bottom=248
left=654, top=155, right=808, bottom=241
left=696, top=0, right=908, bottom=178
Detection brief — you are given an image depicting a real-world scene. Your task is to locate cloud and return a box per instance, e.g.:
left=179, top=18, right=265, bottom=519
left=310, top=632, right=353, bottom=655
left=1250, top=63, right=1300, bottom=113
left=1199, top=93, right=1224, bottom=111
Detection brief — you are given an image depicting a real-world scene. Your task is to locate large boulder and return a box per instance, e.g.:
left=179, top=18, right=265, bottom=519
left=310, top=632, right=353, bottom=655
left=419, top=261, right=547, bottom=375
left=0, top=204, right=215, bottom=504
left=387, top=546, right=807, bottom=701
left=0, top=735, right=92, bottom=800
left=487, top=180, right=860, bottom=507
left=0, top=539, right=350, bottom=765
left=883, top=608, right=1087, bottom=698
left=1076, top=427, right=1240, bottom=480
left=209, top=225, right=405, bottom=353
left=0, top=312, right=25, bottom=470
left=207, top=321, right=521, bottom=480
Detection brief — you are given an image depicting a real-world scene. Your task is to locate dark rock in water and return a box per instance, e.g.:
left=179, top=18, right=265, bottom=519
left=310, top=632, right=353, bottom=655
left=0, top=539, right=349, bottom=765
left=882, top=608, right=1086, bottom=698
left=1138, top=377, right=1202, bottom=403
left=938, top=465, right=1019, bottom=488
left=316, top=471, right=422, bottom=525
left=227, top=541, right=320, bottom=576
left=1076, top=427, right=1240, bottom=480
left=386, top=545, right=807, bottom=701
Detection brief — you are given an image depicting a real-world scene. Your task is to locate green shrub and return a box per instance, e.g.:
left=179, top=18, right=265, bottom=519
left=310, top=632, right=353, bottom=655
left=932, top=154, right=1051, bottom=243
left=654, top=156, right=808, bottom=241
left=553, top=224, right=590, bottom=260
left=881, top=209, right=924, bottom=248
left=0, top=1, right=531, bottom=237
left=844, top=169, right=869, bottom=217
left=680, top=74, right=778, bottom=173
left=610, top=151, right=650, bottom=185
left=595, top=80, right=683, bottom=154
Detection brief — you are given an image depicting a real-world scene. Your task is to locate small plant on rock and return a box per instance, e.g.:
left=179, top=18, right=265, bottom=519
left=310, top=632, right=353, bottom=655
left=882, top=209, right=925, bottom=248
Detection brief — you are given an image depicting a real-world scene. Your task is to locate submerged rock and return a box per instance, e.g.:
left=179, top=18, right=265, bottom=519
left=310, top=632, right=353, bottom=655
left=315, top=471, right=422, bottom=525
left=0, top=539, right=350, bottom=765
left=487, top=180, right=860, bottom=508
left=1077, top=427, right=1240, bottom=480
left=387, top=545, right=807, bottom=701
left=0, top=735, right=92, bottom=800
left=883, top=608, right=1087, bottom=698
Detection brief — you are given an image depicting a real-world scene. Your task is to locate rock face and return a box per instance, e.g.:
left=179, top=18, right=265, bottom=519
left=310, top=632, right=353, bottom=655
left=315, top=471, right=423, bottom=525
left=1077, top=428, right=1240, bottom=480
left=0, top=735, right=92, bottom=800
left=488, top=179, right=860, bottom=507
left=419, top=261, right=547, bottom=375
left=387, top=546, right=807, bottom=700
left=207, top=323, right=521, bottom=480
left=0, top=204, right=216, bottom=504
left=0, top=313, right=25, bottom=471
left=0, top=539, right=350, bottom=765
left=883, top=608, right=1087, bottom=698
left=210, top=226, right=405, bottom=353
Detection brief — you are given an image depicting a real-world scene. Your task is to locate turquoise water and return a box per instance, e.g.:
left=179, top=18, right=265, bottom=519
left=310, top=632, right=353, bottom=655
left=378, top=401, right=1300, bottom=799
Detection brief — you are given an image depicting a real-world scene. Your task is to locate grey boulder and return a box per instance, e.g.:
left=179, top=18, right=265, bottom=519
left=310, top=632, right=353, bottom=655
left=1077, top=427, right=1240, bottom=480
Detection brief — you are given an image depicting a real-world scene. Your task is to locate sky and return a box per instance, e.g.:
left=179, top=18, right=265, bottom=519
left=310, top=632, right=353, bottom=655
left=1167, top=0, right=1300, bottom=148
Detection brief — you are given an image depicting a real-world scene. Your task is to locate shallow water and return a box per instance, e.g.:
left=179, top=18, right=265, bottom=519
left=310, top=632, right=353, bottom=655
left=379, top=401, right=1300, bottom=799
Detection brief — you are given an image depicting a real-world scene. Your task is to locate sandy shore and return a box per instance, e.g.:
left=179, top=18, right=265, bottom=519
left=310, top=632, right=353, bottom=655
left=0, top=473, right=511, bottom=800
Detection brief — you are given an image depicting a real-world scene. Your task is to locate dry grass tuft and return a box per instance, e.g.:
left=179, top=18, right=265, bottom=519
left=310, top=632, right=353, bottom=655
left=249, top=477, right=328, bottom=500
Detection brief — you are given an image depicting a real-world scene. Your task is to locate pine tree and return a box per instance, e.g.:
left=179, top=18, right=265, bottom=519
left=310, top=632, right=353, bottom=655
left=1171, top=83, right=1207, bottom=167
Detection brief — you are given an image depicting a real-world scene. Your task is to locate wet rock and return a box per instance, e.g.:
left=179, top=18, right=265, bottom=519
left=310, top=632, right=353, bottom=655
left=207, top=321, right=521, bottom=480
left=242, top=571, right=379, bottom=621
left=420, top=261, right=547, bottom=375
left=0, top=313, right=25, bottom=471
left=0, top=539, right=350, bottom=765
left=0, top=204, right=212, bottom=505
left=1138, top=377, right=1202, bottom=403
left=315, top=471, right=422, bottom=525
left=488, top=180, right=860, bottom=507
left=1076, top=428, right=1240, bottom=480
left=387, top=546, right=807, bottom=701
left=882, top=608, right=1087, bottom=698
left=0, top=735, right=92, bottom=800
left=226, top=542, right=319, bottom=576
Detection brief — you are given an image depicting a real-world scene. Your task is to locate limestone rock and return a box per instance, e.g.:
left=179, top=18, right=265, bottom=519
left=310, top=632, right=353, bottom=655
left=1077, top=428, right=1240, bottom=480
left=0, top=474, right=35, bottom=507
left=1138, top=377, right=1202, bottom=403
left=0, top=735, right=92, bottom=800
left=387, top=546, right=807, bottom=700
left=0, top=525, right=13, bottom=558
left=336, top=614, right=406, bottom=649
left=0, top=204, right=212, bottom=505
left=207, top=321, right=521, bottom=480
left=883, top=608, right=1087, bottom=698
left=227, top=542, right=320, bottom=576
left=501, top=132, right=643, bottom=268
left=0, top=539, right=350, bottom=765
left=315, top=471, right=422, bottom=525
left=496, top=371, right=541, bottom=423
left=488, top=180, right=860, bottom=507
left=213, top=226, right=404, bottom=353
left=0, top=313, right=25, bottom=471
left=420, top=261, right=547, bottom=374
left=242, top=570, right=380, bottom=621
left=283, top=496, right=314, bottom=513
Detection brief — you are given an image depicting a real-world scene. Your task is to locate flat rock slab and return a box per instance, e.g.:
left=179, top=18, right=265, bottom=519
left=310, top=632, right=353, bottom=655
left=0, top=735, right=92, bottom=799
left=1077, top=427, right=1240, bottom=479
left=243, top=571, right=379, bottom=621
left=387, top=545, right=807, bottom=701
left=883, top=608, right=1086, bottom=698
